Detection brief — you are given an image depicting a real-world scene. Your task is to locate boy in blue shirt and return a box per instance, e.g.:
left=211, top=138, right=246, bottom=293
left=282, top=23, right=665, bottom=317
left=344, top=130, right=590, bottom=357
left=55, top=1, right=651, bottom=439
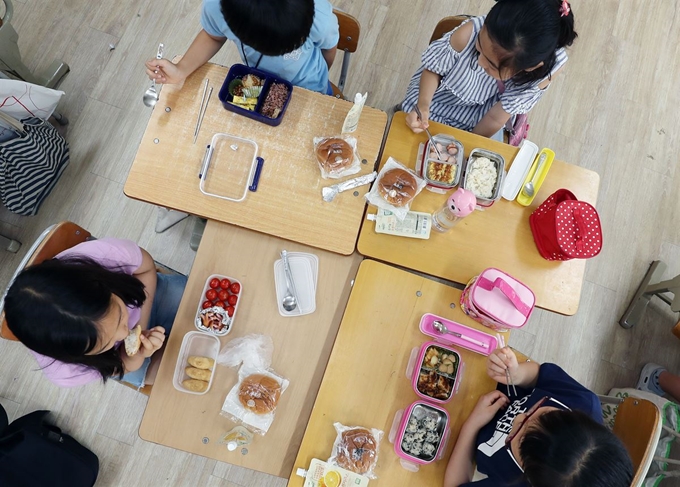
left=145, top=0, right=339, bottom=94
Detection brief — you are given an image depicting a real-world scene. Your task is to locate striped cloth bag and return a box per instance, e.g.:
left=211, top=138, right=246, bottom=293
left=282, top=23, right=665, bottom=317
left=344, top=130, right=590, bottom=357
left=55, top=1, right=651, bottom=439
left=0, top=117, right=70, bottom=216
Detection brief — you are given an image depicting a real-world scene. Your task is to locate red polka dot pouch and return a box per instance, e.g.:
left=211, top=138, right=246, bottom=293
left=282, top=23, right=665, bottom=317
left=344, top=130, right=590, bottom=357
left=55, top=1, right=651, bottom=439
left=529, top=189, right=603, bottom=261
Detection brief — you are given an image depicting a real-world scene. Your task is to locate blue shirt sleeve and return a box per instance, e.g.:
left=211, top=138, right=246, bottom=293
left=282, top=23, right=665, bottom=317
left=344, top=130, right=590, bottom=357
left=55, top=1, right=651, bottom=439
left=309, top=0, right=339, bottom=49
left=201, top=0, right=230, bottom=38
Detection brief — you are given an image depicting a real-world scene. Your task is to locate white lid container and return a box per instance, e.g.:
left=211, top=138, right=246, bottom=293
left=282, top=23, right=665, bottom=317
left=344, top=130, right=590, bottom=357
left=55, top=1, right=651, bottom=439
left=501, top=139, right=539, bottom=200
left=199, top=133, right=259, bottom=202
left=173, top=331, right=220, bottom=395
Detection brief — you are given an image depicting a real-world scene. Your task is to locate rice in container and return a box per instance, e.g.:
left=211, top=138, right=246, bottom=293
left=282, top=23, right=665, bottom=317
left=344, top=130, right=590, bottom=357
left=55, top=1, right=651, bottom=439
left=389, top=401, right=450, bottom=471
left=462, top=148, right=505, bottom=207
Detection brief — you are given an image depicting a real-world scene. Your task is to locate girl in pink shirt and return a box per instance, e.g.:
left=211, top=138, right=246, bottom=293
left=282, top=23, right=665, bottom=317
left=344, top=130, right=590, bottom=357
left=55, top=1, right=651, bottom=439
left=3, top=238, right=186, bottom=388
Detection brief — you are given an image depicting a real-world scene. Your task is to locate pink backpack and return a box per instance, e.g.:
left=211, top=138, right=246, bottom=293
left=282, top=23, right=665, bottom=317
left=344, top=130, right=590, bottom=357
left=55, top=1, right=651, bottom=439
left=496, top=80, right=529, bottom=146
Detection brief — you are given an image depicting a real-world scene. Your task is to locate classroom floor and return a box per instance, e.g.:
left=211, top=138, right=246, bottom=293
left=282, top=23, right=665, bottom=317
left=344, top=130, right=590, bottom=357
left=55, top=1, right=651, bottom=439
left=1, top=0, right=679, bottom=485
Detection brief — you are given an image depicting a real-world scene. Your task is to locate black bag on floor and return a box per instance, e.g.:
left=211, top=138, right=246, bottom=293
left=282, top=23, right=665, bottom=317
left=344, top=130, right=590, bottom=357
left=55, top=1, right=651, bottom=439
left=0, top=404, right=99, bottom=487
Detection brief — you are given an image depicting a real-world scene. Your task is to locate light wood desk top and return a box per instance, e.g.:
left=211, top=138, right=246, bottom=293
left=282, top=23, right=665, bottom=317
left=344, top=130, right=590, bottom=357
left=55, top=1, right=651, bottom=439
left=124, top=63, right=387, bottom=255
left=139, top=220, right=361, bottom=477
left=357, top=112, right=600, bottom=315
left=288, top=260, right=509, bottom=486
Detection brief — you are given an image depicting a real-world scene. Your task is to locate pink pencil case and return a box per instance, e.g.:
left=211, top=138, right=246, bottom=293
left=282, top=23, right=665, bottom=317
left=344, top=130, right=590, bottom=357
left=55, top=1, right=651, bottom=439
left=460, top=268, right=535, bottom=332
left=419, top=313, right=498, bottom=355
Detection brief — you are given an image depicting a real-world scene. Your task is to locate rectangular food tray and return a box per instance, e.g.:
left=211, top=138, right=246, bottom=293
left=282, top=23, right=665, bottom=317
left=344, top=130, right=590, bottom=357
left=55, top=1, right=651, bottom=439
left=218, top=64, right=293, bottom=127
left=462, top=148, right=505, bottom=207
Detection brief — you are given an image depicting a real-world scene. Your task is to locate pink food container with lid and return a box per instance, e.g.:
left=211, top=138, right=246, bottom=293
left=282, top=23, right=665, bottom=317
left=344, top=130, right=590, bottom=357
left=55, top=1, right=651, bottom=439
left=389, top=400, right=450, bottom=472
left=406, top=342, right=463, bottom=404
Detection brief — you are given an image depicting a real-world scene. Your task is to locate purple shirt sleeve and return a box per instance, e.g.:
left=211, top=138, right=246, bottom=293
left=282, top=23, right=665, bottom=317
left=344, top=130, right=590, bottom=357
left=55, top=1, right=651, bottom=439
left=31, top=238, right=144, bottom=387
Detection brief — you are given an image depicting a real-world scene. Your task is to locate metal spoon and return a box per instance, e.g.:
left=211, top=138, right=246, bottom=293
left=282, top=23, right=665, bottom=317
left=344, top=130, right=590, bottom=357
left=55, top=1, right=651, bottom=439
left=280, top=250, right=298, bottom=312
left=432, top=320, right=486, bottom=348
left=522, top=153, right=547, bottom=198
left=143, top=43, right=165, bottom=107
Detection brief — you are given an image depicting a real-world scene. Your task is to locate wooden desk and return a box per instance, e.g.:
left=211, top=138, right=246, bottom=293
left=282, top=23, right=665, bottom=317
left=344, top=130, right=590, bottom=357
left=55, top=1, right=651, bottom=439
left=124, top=63, right=387, bottom=255
left=357, top=112, right=600, bottom=315
left=288, top=260, right=509, bottom=486
left=139, top=220, right=361, bottom=477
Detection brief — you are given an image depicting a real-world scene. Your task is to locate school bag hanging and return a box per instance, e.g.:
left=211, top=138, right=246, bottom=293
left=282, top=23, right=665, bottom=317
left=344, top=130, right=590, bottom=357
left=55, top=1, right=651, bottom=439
left=529, top=189, right=602, bottom=261
left=460, top=268, right=535, bottom=332
left=0, top=113, right=70, bottom=216
left=495, top=80, right=529, bottom=146
left=0, top=403, right=99, bottom=487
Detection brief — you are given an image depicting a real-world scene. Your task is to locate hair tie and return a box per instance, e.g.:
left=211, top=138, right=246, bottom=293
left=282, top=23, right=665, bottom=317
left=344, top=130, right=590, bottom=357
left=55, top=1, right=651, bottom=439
left=559, top=0, right=570, bottom=17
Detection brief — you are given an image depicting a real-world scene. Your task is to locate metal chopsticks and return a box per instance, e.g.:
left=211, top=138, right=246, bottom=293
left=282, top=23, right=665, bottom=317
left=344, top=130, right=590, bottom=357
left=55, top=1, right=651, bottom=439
left=193, top=78, right=211, bottom=144
left=497, top=334, right=517, bottom=396
left=413, top=105, right=443, bottom=159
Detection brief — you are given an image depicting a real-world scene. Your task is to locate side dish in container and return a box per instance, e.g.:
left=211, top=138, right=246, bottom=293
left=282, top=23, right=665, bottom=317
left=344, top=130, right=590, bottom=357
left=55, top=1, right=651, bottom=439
left=195, top=274, right=242, bottom=336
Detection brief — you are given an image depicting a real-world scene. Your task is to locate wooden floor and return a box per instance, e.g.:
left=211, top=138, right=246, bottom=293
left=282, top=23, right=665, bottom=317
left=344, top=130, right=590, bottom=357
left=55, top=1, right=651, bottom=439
left=1, top=0, right=679, bottom=485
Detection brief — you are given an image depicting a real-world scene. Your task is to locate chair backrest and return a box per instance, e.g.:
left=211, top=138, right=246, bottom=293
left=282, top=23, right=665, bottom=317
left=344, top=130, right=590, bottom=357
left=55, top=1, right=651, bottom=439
left=334, top=9, right=360, bottom=53
left=0, top=221, right=91, bottom=340
left=430, top=15, right=471, bottom=44
left=612, top=396, right=662, bottom=487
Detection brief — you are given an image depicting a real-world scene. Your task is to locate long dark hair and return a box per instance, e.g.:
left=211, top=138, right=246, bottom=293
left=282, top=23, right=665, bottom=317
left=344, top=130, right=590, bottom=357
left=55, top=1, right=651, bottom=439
left=4, top=257, right=146, bottom=381
left=220, top=0, right=315, bottom=56
left=520, top=410, right=633, bottom=487
left=486, top=0, right=578, bottom=84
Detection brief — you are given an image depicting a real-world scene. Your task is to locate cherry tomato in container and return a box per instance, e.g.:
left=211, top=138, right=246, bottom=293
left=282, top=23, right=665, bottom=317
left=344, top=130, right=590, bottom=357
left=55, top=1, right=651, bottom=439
left=230, top=282, right=241, bottom=294
left=227, top=295, right=238, bottom=306
left=218, top=289, right=229, bottom=302
left=209, top=278, right=220, bottom=289
left=220, top=278, right=231, bottom=290
left=205, top=289, right=218, bottom=301
left=214, top=301, right=226, bottom=309
left=201, top=300, right=212, bottom=309
left=226, top=306, right=235, bottom=317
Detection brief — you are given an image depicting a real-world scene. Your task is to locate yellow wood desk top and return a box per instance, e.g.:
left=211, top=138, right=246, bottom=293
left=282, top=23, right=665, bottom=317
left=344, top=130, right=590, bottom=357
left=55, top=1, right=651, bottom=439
left=124, top=63, right=387, bottom=255
left=139, top=220, right=361, bottom=477
left=288, top=259, right=509, bottom=486
left=357, top=112, right=600, bottom=315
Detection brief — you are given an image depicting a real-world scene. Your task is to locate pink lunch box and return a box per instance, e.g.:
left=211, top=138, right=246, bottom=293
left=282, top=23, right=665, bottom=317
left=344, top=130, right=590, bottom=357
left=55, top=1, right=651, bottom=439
left=389, top=400, right=450, bottom=472
left=460, top=268, right=535, bottom=332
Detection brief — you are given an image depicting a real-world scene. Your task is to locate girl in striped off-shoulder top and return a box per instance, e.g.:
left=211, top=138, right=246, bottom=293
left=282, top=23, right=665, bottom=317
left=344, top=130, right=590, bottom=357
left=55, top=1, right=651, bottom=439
left=402, top=0, right=577, bottom=139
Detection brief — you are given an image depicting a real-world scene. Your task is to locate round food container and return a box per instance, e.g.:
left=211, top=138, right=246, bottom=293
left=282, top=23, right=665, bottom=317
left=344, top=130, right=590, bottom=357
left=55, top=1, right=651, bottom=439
left=388, top=401, right=450, bottom=471
left=194, top=274, right=242, bottom=336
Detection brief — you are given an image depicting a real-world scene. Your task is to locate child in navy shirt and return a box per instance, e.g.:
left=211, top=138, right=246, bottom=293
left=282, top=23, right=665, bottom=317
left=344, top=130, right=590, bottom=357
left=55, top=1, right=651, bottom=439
left=444, top=348, right=633, bottom=487
left=145, top=0, right=339, bottom=94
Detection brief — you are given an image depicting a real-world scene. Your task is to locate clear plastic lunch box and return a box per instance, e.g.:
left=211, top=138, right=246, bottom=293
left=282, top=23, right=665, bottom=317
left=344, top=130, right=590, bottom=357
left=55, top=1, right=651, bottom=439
left=194, top=274, right=243, bottom=336
left=462, top=148, right=506, bottom=208
left=173, top=331, right=220, bottom=395
left=417, top=134, right=464, bottom=192
left=199, top=133, right=260, bottom=203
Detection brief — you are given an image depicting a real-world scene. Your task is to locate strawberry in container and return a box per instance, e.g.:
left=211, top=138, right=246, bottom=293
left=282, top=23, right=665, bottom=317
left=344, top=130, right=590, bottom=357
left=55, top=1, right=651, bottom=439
left=195, top=274, right=243, bottom=336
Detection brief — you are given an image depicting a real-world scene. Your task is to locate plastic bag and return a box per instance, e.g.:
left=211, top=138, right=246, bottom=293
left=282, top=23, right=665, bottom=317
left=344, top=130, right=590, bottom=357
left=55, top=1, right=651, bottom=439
left=218, top=334, right=289, bottom=435
left=313, top=135, right=361, bottom=179
left=365, top=157, right=426, bottom=220
left=328, top=422, right=384, bottom=479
